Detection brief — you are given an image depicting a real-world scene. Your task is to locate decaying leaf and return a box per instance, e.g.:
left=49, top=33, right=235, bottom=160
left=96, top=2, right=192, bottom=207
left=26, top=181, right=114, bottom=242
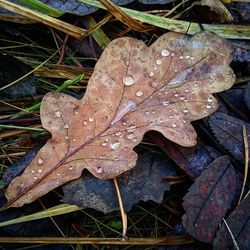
left=3, top=31, right=235, bottom=209
left=182, top=156, right=237, bottom=243
left=209, top=112, right=250, bottom=163
left=62, top=152, right=175, bottom=213
left=213, top=195, right=250, bottom=250
left=150, top=132, right=220, bottom=179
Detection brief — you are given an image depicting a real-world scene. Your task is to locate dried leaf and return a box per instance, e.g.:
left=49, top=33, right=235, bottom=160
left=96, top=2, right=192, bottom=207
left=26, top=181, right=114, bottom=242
left=3, top=31, right=235, bottom=209
left=182, top=156, right=237, bottom=243
left=209, top=112, right=250, bottom=163
left=150, top=132, right=220, bottom=179
left=213, top=195, right=250, bottom=250
left=62, top=152, right=175, bottom=213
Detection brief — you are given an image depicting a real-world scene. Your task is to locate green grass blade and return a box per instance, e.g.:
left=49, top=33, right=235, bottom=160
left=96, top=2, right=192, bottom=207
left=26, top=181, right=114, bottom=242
left=17, top=0, right=64, bottom=17
left=79, top=0, right=250, bottom=39
left=0, top=204, right=81, bottom=227
left=18, top=0, right=64, bottom=17
left=0, top=125, right=44, bottom=132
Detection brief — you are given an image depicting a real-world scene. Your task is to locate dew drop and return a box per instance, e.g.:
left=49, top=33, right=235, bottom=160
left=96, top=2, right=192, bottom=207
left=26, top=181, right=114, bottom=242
left=185, top=55, right=190, bottom=59
left=172, top=123, right=177, bottom=128
left=69, top=166, right=73, bottom=170
left=194, top=83, right=198, bottom=87
left=122, top=121, right=127, bottom=126
left=30, top=170, right=35, bottom=174
left=34, top=176, right=37, bottom=180
left=169, top=115, right=173, bottom=119
left=155, top=59, right=162, bottom=65
left=207, top=97, right=213, bottom=103
left=206, top=104, right=212, bottom=109
left=96, top=167, right=103, bottom=174
left=179, top=56, right=184, bottom=59
left=127, top=125, right=136, bottom=133
left=183, top=120, right=187, bottom=123
left=185, top=88, right=189, bottom=93
left=74, top=111, right=79, bottom=115
left=54, top=110, right=61, bottom=117
left=37, top=158, right=43, bottom=164
left=64, top=124, right=69, bottom=129
left=73, top=138, right=77, bottom=142
left=115, top=131, right=122, bottom=136
left=83, top=120, right=88, bottom=126
left=38, top=169, right=43, bottom=174
left=161, top=49, right=170, bottom=57
left=136, top=91, right=143, bottom=97
left=110, top=141, right=120, bottom=150
left=88, top=117, right=94, bottom=122
left=174, top=69, right=178, bottom=72
left=182, top=108, right=189, bottom=113
left=127, top=133, right=135, bottom=140
left=123, top=75, right=135, bottom=86
left=65, top=136, right=69, bottom=140
left=102, top=141, right=108, bottom=146
left=162, top=99, right=170, bottom=106
left=57, top=172, right=61, bottom=176
left=145, top=111, right=150, bottom=115
left=149, top=72, right=154, bottom=77
left=174, top=93, right=179, bottom=97
left=179, top=96, right=185, bottom=101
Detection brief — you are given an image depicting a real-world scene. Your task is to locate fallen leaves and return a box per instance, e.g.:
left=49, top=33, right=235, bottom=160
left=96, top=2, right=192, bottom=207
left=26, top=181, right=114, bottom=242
left=182, top=156, right=237, bottom=243
left=3, top=31, right=235, bottom=209
left=209, top=112, right=250, bottom=163
left=62, top=152, right=175, bottom=213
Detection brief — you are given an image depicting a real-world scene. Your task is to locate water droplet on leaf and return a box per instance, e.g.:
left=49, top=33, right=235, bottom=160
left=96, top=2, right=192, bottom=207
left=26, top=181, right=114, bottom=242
left=123, top=75, right=135, bottom=86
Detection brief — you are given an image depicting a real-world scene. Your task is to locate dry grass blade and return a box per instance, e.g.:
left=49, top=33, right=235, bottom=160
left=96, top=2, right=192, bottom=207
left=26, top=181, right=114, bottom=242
left=238, top=125, right=249, bottom=204
left=0, top=235, right=195, bottom=245
left=113, top=178, right=127, bottom=239
left=222, top=218, right=240, bottom=250
left=99, top=0, right=151, bottom=32
left=0, top=0, right=86, bottom=39
left=0, top=13, right=37, bottom=23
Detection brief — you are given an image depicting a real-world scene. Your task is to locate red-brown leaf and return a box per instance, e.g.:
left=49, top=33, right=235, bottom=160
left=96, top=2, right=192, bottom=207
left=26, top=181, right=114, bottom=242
left=213, top=195, right=250, bottom=249
left=182, top=156, right=237, bottom=243
left=3, top=31, right=235, bottom=209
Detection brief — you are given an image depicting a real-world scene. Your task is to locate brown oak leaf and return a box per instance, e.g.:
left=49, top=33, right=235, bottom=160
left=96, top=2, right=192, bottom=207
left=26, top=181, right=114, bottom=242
left=3, top=31, right=235, bottom=209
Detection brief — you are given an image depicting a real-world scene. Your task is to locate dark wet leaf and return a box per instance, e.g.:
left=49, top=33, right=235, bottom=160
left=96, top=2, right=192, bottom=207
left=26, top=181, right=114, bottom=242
left=193, top=0, right=233, bottom=22
left=213, top=195, right=250, bottom=250
left=2, top=145, right=42, bottom=187
left=182, top=156, right=237, bottom=243
left=0, top=53, right=36, bottom=99
left=219, top=88, right=249, bottom=121
left=231, top=41, right=250, bottom=63
left=62, top=152, right=176, bottom=213
left=245, top=83, right=250, bottom=110
left=209, top=112, right=250, bottom=163
left=150, top=132, right=220, bottom=179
